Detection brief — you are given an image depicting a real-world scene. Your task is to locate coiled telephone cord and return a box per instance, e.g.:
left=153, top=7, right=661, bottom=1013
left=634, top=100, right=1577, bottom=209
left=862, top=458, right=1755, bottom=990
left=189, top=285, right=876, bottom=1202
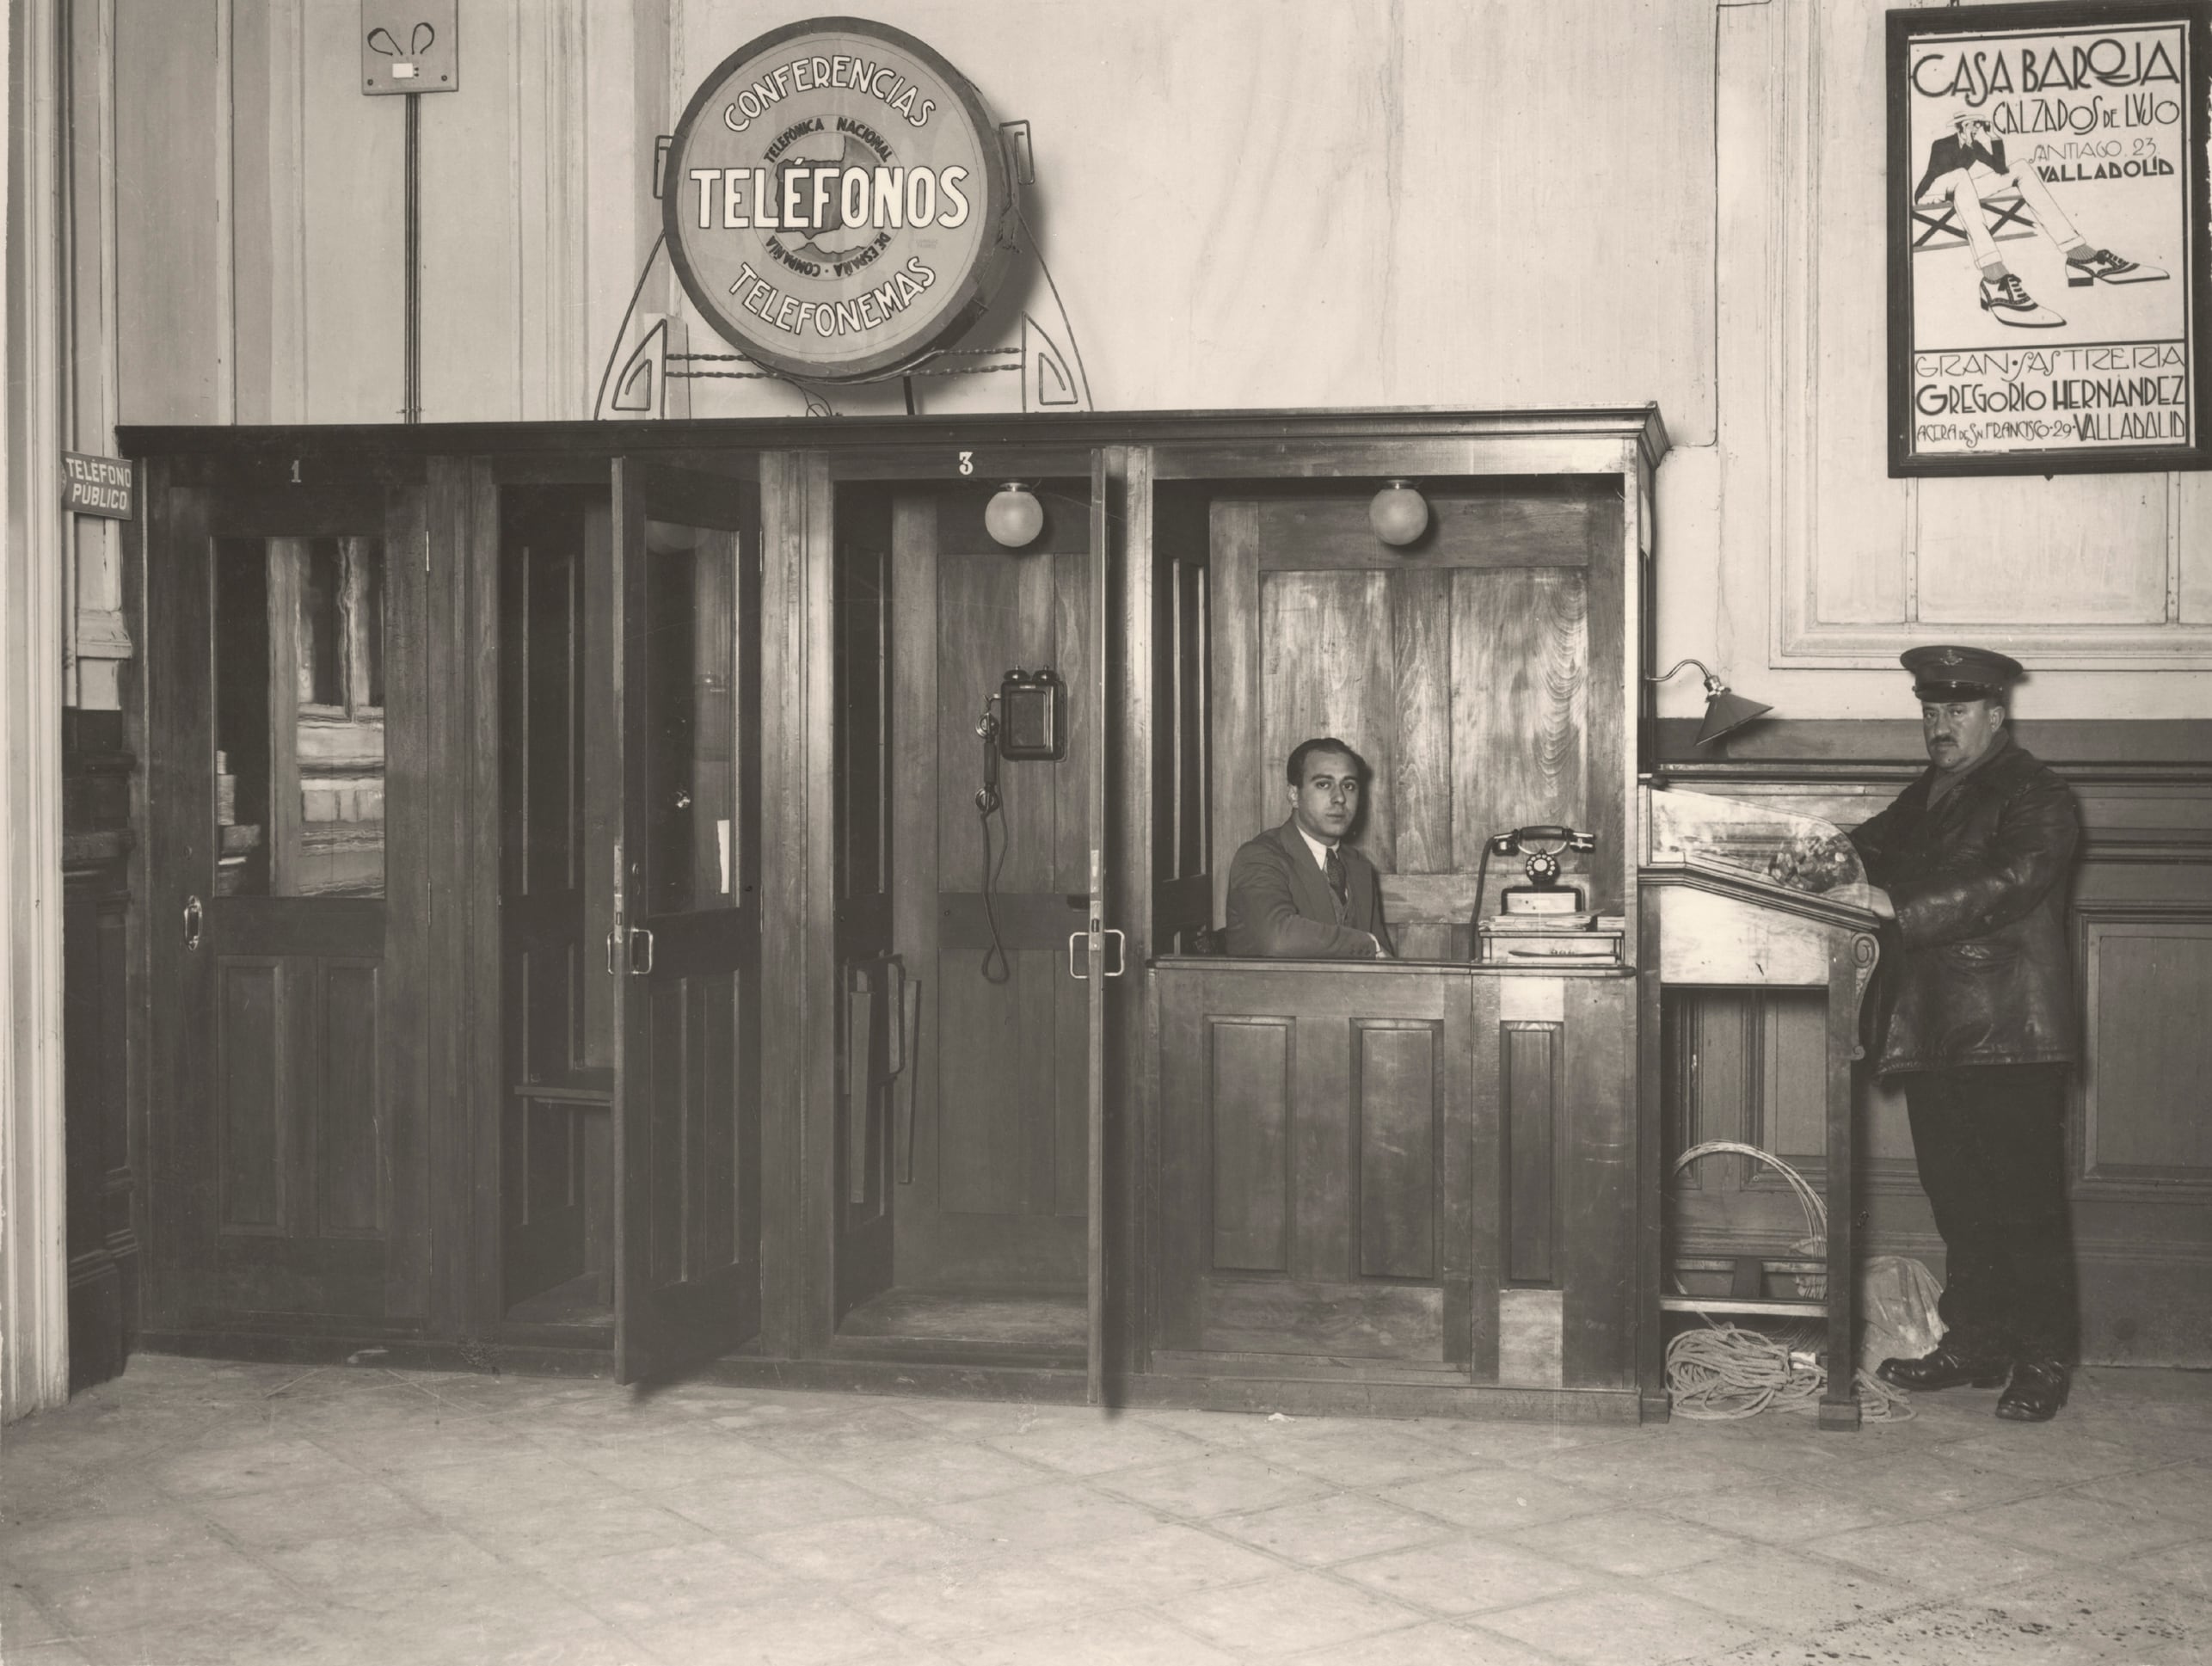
left=976, top=786, right=1011, bottom=985
left=1665, top=1323, right=1913, bottom=1422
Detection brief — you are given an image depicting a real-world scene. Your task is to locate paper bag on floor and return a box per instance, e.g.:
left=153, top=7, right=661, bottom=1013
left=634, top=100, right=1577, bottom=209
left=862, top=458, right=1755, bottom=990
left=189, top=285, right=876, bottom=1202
left=1857, top=1255, right=1945, bottom=1378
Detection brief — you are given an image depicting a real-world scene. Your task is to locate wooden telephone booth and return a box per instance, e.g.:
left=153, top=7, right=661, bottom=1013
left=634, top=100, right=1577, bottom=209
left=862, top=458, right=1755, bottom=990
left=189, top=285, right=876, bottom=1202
left=124, top=408, right=1677, bottom=1419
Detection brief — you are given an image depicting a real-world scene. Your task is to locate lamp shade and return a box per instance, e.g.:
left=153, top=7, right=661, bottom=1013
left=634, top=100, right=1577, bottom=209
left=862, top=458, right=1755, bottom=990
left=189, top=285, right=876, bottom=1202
left=1696, top=686, right=1774, bottom=747
left=1368, top=480, right=1429, bottom=547
left=986, top=483, right=1044, bottom=549
left=1650, top=658, right=1773, bottom=748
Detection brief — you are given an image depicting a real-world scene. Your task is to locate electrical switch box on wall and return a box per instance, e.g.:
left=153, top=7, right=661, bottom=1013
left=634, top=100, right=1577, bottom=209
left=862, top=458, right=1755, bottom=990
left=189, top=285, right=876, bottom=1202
left=361, top=0, right=459, bottom=95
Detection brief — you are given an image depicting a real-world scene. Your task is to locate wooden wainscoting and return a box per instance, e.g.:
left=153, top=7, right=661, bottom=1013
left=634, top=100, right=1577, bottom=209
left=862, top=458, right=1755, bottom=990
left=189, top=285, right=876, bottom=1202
left=1152, top=961, right=1639, bottom=1397
left=1659, top=719, right=2212, bottom=1366
left=64, top=712, right=138, bottom=1392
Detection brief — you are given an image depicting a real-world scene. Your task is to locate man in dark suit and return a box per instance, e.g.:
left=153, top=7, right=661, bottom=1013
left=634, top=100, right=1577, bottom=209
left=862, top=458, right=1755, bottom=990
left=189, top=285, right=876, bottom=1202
left=1850, top=645, right=2082, bottom=1422
left=1224, top=738, right=1394, bottom=959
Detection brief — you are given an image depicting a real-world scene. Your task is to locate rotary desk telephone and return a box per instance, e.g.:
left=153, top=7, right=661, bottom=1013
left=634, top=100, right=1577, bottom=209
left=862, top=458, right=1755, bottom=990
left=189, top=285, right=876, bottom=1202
left=1472, top=825, right=1625, bottom=964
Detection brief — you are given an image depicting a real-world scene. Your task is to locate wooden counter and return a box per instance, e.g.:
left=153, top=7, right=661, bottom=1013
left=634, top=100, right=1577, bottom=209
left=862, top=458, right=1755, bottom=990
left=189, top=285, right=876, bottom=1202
left=1150, top=957, right=1638, bottom=1407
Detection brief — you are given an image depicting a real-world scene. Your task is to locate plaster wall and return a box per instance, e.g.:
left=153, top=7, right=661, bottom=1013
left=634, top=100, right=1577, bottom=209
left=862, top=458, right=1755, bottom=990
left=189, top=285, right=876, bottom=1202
left=103, top=0, right=2212, bottom=717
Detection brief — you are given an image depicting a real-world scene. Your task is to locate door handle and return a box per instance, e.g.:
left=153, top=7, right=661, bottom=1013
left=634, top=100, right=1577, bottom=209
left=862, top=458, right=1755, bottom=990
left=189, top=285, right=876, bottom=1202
left=1068, top=926, right=1127, bottom=980
left=846, top=974, right=875, bottom=1205
left=606, top=930, right=619, bottom=976
left=183, top=894, right=204, bottom=951
left=894, top=975, right=921, bottom=1186
left=627, top=926, right=654, bottom=975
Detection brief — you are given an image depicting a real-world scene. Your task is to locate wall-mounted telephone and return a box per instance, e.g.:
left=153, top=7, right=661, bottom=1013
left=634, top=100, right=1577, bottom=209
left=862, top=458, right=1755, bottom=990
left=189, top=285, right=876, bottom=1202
left=1480, top=825, right=1598, bottom=916
left=994, top=667, right=1066, bottom=761
left=972, top=667, right=1069, bottom=984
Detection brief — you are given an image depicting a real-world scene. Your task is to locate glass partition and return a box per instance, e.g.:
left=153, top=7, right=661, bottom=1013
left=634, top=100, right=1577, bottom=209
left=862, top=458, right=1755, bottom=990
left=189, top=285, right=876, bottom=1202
left=1644, top=788, right=1873, bottom=910
left=214, top=535, right=386, bottom=896
left=641, top=516, right=741, bottom=917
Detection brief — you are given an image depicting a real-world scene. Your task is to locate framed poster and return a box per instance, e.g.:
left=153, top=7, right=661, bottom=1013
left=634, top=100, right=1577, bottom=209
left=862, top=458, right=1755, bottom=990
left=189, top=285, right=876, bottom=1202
left=1889, top=2, right=2212, bottom=475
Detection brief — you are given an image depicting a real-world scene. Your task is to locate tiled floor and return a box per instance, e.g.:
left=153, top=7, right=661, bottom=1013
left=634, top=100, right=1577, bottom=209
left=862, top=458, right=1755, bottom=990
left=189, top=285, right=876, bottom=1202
left=3, top=1355, right=2207, bottom=1664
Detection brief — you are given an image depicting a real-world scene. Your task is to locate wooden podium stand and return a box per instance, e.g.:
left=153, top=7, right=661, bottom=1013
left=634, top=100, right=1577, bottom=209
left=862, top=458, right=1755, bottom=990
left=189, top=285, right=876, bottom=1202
left=1638, top=790, right=1883, bottom=1430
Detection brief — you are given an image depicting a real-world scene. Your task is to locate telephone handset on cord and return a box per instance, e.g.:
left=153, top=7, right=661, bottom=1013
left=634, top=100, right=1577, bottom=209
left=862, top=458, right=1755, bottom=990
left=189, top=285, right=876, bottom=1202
left=974, top=668, right=1069, bottom=984
left=1475, top=825, right=1598, bottom=921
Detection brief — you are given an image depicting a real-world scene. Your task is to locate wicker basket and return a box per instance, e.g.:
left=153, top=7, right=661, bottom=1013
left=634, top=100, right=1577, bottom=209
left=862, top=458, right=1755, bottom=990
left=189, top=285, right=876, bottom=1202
left=1671, top=1140, right=1828, bottom=1302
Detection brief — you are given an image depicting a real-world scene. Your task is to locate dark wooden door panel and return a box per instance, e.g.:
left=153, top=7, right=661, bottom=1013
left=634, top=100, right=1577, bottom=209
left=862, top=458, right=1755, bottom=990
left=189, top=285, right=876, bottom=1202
left=210, top=939, right=392, bottom=1287
left=1503, top=1022, right=1560, bottom=1286
left=638, top=971, right=742, bottom=1288
left=319, top=959, right=386, bottom=1237
left=611, top=459, right=763, bottom=1384
left=215, top=957, right=285, bottom=1234
left=1208, top=1018, right=1293, bottom=1274
left=146, top=472, right=421, bottom=1335
left=505, top=1095, right=589, bottom=1302
left=1356, top=1021, right=1442, bottom=1282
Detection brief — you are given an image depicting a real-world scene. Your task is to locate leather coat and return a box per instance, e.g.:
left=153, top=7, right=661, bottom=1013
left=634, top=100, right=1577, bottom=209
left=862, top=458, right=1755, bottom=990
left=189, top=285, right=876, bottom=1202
left=1847, top=734, right=2080, bottom=1077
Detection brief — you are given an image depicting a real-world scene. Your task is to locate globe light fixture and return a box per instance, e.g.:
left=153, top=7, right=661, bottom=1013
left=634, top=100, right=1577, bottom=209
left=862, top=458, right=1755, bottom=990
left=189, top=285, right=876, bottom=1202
left=1650, top=658, right=1774, bottom=747
left=986, top=483, right=1045, bottom=550
left=1368, top=479, right=1429, bottom=547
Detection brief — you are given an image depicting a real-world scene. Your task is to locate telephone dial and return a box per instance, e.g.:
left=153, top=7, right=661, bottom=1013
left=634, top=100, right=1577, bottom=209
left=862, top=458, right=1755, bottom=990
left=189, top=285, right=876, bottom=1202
left=1490, top=825, right=1597, bottom=908
left=1473, top=824, right=1598, bottom=925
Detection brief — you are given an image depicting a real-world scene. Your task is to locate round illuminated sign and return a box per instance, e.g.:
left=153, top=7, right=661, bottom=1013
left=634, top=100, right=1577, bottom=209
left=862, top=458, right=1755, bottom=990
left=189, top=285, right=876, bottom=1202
left=662, top=17, right=1017, bottom=384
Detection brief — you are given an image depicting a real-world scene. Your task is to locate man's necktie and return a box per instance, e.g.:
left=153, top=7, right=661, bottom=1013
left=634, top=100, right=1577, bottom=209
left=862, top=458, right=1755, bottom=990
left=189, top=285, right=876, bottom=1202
left=1325, top=845, right=1349, bottom=914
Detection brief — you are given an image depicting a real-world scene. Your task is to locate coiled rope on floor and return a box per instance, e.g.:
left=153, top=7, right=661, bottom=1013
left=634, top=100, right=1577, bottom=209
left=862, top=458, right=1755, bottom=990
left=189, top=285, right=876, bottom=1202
left=1665, top=1322, right=1913, bottom=1422
left=1666, top=1140, right=1914, bottom=1423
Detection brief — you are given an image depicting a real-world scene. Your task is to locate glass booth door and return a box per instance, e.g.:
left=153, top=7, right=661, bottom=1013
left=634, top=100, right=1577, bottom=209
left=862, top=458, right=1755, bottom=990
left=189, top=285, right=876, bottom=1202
left=823, top=452, right=1115, bottom=1399
left=605, top=460, right=764, bottom=1385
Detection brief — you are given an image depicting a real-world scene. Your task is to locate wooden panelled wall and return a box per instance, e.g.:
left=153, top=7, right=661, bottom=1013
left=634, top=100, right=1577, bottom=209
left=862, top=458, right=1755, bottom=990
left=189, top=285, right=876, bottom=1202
left=1664, top=732, right=2212, bottom=1367
left=63, top=713, right=137, bottom=1391
left=1209, top=483, right=1625, bottom=958
left=888, top=485, right=1096, bottom=1290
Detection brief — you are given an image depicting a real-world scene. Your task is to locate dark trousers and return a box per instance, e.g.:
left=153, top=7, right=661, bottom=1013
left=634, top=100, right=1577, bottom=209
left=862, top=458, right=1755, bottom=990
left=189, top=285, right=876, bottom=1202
left=1902, top=1064, right=2079, bottom=1363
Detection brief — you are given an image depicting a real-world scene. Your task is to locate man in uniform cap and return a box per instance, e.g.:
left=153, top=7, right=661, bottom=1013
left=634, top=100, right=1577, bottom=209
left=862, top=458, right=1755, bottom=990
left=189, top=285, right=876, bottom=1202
left=1847, top=645, right=2082, bottom=1421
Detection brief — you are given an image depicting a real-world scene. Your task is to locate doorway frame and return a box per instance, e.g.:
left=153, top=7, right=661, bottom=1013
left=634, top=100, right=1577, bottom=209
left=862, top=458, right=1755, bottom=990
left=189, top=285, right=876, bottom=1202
left=782, top=441, right=1134, bottom=1384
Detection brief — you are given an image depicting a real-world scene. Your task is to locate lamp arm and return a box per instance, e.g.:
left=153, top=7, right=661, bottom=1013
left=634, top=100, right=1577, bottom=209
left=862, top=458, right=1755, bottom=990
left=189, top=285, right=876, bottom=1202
left=1650, top=658, right=1722, bottom=692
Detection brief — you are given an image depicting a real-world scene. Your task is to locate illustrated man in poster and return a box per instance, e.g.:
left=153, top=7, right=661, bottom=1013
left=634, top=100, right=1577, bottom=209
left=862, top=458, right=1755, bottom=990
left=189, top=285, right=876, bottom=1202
left=1916, top=106, right=2167, bottom=329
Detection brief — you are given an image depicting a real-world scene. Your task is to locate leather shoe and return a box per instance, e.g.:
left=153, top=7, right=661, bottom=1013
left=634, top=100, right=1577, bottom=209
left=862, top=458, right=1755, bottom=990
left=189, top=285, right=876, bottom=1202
left=1995, top=1359, right=2070, bottom=1422
left=1876, top=1341, right=2012, bottom=1392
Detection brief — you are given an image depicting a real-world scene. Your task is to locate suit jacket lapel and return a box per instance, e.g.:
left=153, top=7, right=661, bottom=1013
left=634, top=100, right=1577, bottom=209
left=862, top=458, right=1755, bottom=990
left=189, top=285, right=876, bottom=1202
left=1275, top=819, right=1339, bottom=925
